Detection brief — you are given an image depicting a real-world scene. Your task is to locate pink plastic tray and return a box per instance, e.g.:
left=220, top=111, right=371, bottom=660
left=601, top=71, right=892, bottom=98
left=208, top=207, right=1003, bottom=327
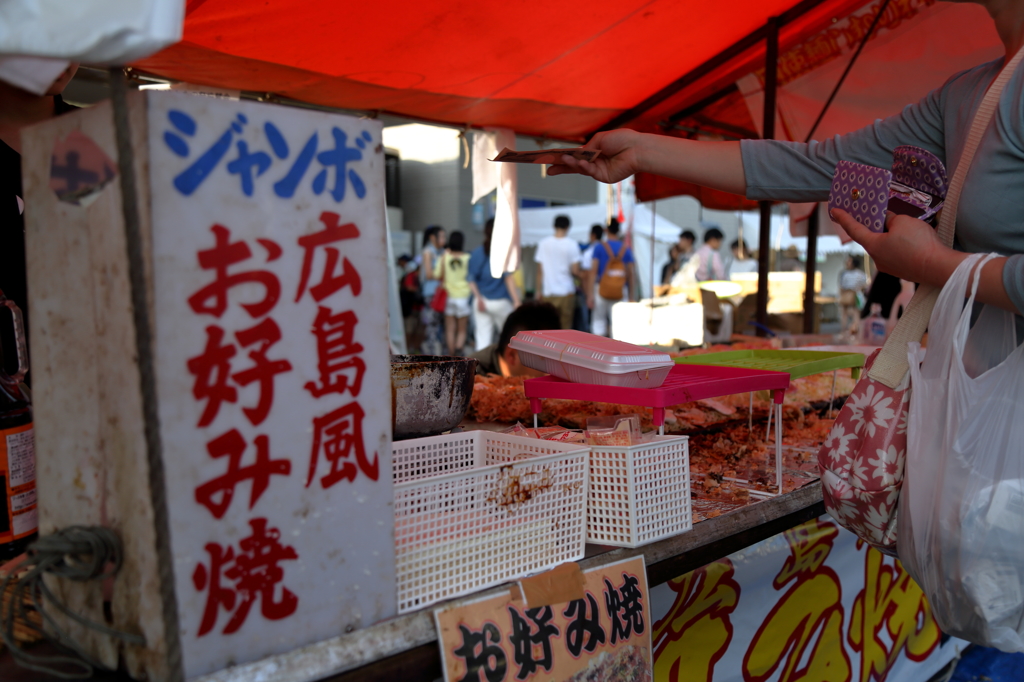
left=523, top=363, right=790, bottom=428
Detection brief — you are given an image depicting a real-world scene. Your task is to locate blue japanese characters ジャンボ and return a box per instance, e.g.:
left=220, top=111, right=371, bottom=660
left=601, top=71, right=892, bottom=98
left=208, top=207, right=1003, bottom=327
left=163, top=108, right=373, bottom=201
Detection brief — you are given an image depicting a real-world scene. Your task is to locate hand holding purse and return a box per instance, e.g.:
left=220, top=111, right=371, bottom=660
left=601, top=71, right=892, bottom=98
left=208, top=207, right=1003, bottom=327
left=828, top=145, right=948, bottom=233
left=817, top=44, right=1024, bottom=554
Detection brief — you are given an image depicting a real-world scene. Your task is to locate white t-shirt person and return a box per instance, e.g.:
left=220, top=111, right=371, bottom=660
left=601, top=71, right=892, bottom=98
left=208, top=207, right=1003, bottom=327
left=536, top=234, right=581, bottom=297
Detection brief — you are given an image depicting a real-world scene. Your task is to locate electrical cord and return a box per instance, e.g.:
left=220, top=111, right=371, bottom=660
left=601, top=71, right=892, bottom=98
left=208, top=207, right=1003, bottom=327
left=0, top=526, right=145, bottom=679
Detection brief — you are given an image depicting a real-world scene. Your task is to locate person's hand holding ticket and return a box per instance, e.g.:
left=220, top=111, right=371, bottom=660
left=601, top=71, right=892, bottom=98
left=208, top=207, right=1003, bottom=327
left=545, top=129, right=645, bottom=184
left=492, top=147, right=600, bottom=164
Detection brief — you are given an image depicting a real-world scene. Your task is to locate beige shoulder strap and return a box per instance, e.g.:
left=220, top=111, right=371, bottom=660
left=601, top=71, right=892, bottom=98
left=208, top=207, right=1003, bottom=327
left=869, top=45, right=1024, bottom=388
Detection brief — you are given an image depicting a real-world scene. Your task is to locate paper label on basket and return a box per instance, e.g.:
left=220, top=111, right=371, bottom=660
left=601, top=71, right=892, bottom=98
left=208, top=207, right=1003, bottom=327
left=586, top=414, right=641, bottom=444
left=502, top=422, right=530, bottom=437
left=587, top=429, right=633, bottom=446
left=530, top=426, right=569, bottom=439
left=434, top=556, right=652, bottom=682
left=543, top=429, right=586, bottom=443
left=492, top=147, right=600, bottom=164
left=516, top=562, right=586, bottom=608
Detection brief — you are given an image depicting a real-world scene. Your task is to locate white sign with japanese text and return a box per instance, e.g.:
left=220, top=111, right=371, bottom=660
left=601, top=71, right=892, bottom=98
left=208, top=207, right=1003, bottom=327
left=145, top=91, right=395, bottom=679
left=435, top=557, right=653, bottom=682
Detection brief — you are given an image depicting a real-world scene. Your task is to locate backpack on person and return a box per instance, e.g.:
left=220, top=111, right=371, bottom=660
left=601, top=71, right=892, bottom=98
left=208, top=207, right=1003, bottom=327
left=598, top=242, right=627, bottom=301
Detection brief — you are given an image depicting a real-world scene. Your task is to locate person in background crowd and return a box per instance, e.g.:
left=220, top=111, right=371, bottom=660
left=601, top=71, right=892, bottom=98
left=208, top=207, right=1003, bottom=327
left=580, top=223, right=604, bottom=274
left=776, top=244, right=804, bottom=272
left=435, top=230, right=471, bottom=356
left=577, top=223, right=604, bottom=330
left=861, top=270, right=903, bottom=321
left=728, top=239, right=758, bottom=275
left=839, top=255, right=868, bottom=336
left=677, top=230, right=696, bottom=267
left=420, top=225, right=446, bottom=298
left=693, top=228, right=726, bottom=282
left=588, top=218, right=635, bottom=337
left=419, top=225, right=446, bottom=354
left=661, top=244, right=682, bottom=286
left=470, top=301, right=561, bottom=377
left=660, top=229, right=699, bottom=287
left=0, top=58, right=79, bottom=381
left=468, top=218, right=521, bottom=352
left=535, top=214, right=581, bottom=329
left=397, top=254, right=423, bottom=351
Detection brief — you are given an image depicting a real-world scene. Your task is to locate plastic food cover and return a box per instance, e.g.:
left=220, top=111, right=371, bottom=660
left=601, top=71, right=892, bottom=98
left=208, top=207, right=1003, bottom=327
left=510, top=330, right=674, bottom=387
left=0, top=0, right=183, bottom=64
left=511, top=330, right=672, bottom=372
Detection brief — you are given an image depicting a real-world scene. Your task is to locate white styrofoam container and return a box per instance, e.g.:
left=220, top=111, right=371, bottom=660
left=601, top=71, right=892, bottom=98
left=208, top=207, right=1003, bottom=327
left=509, top=330, right=674, bottom=388
left=587, top=435, right=691, bottom=548
left=392, top=431, right=589, bottom=613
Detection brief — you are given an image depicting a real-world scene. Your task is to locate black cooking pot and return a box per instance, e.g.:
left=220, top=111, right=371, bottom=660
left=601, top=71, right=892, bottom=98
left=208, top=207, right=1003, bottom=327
left=391, top=355, right=476, bottom=440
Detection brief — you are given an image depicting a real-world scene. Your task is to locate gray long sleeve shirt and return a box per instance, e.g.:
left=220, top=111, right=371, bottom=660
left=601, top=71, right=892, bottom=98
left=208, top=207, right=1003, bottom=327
left=740, top=56, right=1024, bottom=314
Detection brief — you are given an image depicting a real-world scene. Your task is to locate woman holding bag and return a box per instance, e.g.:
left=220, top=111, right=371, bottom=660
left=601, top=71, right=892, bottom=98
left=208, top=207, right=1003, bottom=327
left=550, top=0, right=1024, bottom=649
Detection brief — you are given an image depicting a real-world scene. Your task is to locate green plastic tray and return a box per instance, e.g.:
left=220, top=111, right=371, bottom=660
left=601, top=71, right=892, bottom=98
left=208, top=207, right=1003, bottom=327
left=674, top=349, right=864, bottom=380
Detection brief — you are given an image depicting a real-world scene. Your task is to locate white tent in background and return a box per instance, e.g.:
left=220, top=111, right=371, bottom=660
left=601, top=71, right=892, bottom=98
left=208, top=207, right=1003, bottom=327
left=734, top=211, right=865, bottom=257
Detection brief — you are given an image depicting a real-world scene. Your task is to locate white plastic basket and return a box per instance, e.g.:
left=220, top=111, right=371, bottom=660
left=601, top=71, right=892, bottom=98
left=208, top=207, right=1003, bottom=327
left=509, top=329, right=674, bottom=388
left=392, top=431, right=589, bottom=613
left=587, top=435, right=690, bottom=547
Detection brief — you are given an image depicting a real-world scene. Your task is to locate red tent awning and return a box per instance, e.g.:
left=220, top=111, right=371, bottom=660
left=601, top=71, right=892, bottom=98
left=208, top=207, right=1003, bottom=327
left=134, top=0, right=1000, bottom=209
left=136, top=0, right=866, bottom=141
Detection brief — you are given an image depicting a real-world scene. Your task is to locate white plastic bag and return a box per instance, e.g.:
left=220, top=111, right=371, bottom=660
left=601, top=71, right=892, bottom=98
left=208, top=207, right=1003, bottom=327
left=901, top=252, right=1024, bottom=651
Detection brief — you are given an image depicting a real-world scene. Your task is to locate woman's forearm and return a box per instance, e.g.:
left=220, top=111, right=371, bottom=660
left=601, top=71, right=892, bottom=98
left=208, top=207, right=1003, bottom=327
left=548, top=129, right=747, bottom=194
left=923, top=249, right=1018, bottom=314
left=976, top=259, right=1017, bottom=313
left=637, top=136, right=747, bottom=196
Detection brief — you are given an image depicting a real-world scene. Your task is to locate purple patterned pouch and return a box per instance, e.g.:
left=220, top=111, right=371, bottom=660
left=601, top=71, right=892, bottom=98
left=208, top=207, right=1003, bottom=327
left=828, top=146, right=948, bottom=232
left=828, top=160, right=891, bottom=232
left=889, top=145, right=947, bottom=221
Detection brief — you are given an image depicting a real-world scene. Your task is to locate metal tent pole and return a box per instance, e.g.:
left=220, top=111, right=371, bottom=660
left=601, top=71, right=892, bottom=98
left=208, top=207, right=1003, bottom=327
left=803, top=204, right=819, bottom=333
left=797, top=0, right=891, bottom=337
left=755, top=16, right=779, bottom=335
left=803, top=0, right=893, bottom=143
left=596, top=0, right=833, bottom=133
left=649, top=200, right=657, bottom=338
